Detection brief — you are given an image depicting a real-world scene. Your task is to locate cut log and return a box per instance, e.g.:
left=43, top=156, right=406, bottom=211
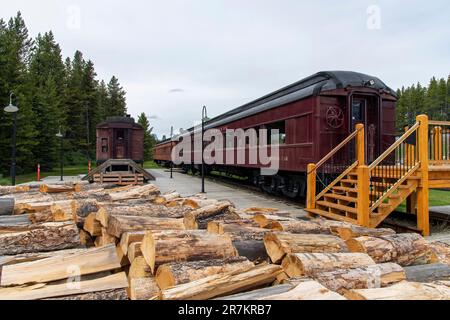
left=107, top=215, right=185, bottom=238
left=404, top=263, right=450, bottom=282
left=217, top=284, right=294, bottom=300
left=243, top=207, right=279, bottom=214
left=264, top=219, right=332, bottom=234
left=155, top=257, right=255, bottom=290
left=115, top=245, right=130, bottom=267
left=181, top=198, right=218, bottom=209
left=46, top=288, right=128, bottom=300
left=282, top=252, right=376, bottom=277
left=207, top=219, right=261, bottom=234
left=334, top=225, right=396, bottom=240
left=0, top=248, right=88, bottom=267
left=264, top=232, right=349, bottom=264
left=120, top=231, right=146, bottom=255
left=183, top=201, right=238, bottom=229
left=0, top=185, right=30, bottom=195
left=0, top=214, right=31, bottom=234
left=0, top=244, right=121, bottom=286
left=261, top=280, right=346, bottom=300
left=94, top=229, right=117, bottom=247
left=76, top=199, right=100, bottom=219
left=253, top=213, right=297, bottom=228
left=346, top=233, right=438, bottom=266
left=0, top=272, right=128, bottom=300
left=128, top=277, right=160, bottom=300
left=312, top=263, right=405, bottom=294
left=232, top=239, right=269, bottom=263
left=51, top=201, right=77, bottom=222
left=0, top=222, right=81, bottom=256
left=40, top=184, right=81, bottom=193
left=109, top=184, right=159, bottom=201
left=127, top=242, right=143, bottom=262
left=79, top=229, right=94, bottom=247
left=28, top=210, right=53, bottom=224
left=0, top=198, right=14, bottom=216
left=153, top=192, right=181, bottom=205
left=141, top=230, right=238, bottom=273
left=429, top=241, right=450, bottom=265
left=159, top=264, right=283, bottom=300
left=129, top=256, right=152, bottom=279
left=83, top=213, right=102, bottom=236
left=345, top=281, right=450, bottom=300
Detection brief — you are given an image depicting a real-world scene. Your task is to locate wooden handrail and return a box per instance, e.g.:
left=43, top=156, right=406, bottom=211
left=369, top=122, right=420, bottom=170
left=429, top=120, right=450, bottom=126
left=310, top=126, right=362, bottom=173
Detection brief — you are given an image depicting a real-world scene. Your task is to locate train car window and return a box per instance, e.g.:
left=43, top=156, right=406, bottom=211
left=101, top=138, right=108, bottom=153
left=266, top=121, right=286, bottom=145
left=352, top=101, right=365, bottom=123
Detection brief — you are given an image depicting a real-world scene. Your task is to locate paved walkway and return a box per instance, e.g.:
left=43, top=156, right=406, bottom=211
left=148, top=169, right=307, bottom=218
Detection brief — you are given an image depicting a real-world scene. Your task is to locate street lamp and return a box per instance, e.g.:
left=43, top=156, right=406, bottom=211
left=56, top=130, right=64, bottom=181
left=170, top=126, right=174, bottom=179
left=3, top=92, right=19, bottom=186
left=201, top=106, right=208, bottom=193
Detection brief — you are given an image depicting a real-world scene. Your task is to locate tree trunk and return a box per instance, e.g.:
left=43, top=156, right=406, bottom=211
left=155, top=257, right=254, bottom=290
left=282, top=252, right=376, bottom=277
left=263, top=232, right=349, bottom=264
left=312, top=263, right=405, bottom=294
left=46, top=288, right=128, bottom=300
left=0, top=198, right=14, bottom=216
left=107, top=215, right=185, bottom=238
left=404, top=263, right=450, bottom=282
left=129, top=256, right=152, bottom=279
left=183, top=201, right=238, bottom=229
left=345, top=281, right=450, bottom=300
left=40, top=184, right=81, bottom=193
left=334, top=225, right=396, bottom=240
left=260, top=280, right=346, bottom=300
left=0, top=222, right=81, bottom=256
left=0, top=244, right=121, bottom=286
left=264, top=220, right=332, bottom=234
left=128, top=277, right=160, bottom=300
left=120, top=231, right=146, bottom=255
left=346, top=233, right=438, bottom=266
left=141, top=230, right=238, bottom=273
left=0, top=272, right=128, bottom=300
left=83, top=213, right=102, bottom=236
left=159, top=264, right=283, bottom=300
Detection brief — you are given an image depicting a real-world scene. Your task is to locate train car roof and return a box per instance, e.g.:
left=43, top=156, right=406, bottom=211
left=156, top=71, right=395, bottom=145
left=97, top=116, right=143, bottom=129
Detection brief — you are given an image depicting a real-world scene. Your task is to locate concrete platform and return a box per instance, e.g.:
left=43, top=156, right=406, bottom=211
left=148, top=169, right=307, bottom=218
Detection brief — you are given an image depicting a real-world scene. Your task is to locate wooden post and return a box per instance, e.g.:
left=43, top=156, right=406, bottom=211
left=357, top=165, right=370, bottom=227
left=306, top=163, right=316, bottom=210
left=416, top=114, right=429, bottom=236
left=406, top=191, right=417, bottom=215
left=433, top=126, right=442, bottom=161
left=356, top=124, right=365, bottom=165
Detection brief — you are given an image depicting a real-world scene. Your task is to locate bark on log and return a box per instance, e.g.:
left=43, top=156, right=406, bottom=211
left=346, top=233, right=438, bottom=266
left=282, top=252, right=376, bottom=277
left=0, top=248, right=88, bottom=267
left=109, top=184, right=159, bottom=201
left=217, top=284, right=294, bottom=300
left=183, top=201, right=238, bottom=229
left=159, top=264, right=283, bottom=300
left=28, top=210, right=53, bottom=224
left=153, top=192, right=181, bottom=205
left=129, top=256, right=152, bottom=279
left=127, top=242, right=143, bottom=262
left=0, top=244, right=121, bottom=286
left=51, top=201, right=77, bottom=222
left=155, top=257, right=255, bottom=290
left=120, top=231, right=146, bottom=255
left=0, top=198, right=14, bottom=216
left=128, top=277, right=160, bottom=300
left=0, top=222, right=81, bottom=256
left=345, top=281, right=450, bottom=300
left=46, top=288, right=128, bottom=300
left=232, top=239, right=269, bottom=263
left=0, top=185, right=30, bottom=195
left=83, top=213, right=102, bottom=236
left=252, top=213, right=297, bottom=228
left=312, top=263, right=405, bottom=294
left=261, top=280, right=346, bottom=300
left=141, top=230, right=238, bottom=273
left=264, top=232, right=349, bottom=264
left=404, top=263, right=450, bottom=282
left=334, top=225, right=396, bottom=241
left=264, top=220, right=332, bottom=234
left=107, top=215, right=185, bottom=238
left=94, top=229, right=117, bottom=247
left=0, top=272, right=128, bottom=300
left=40, top=184, right=81, bottom=193
left=207, top=219, right=261, bottom=234
left=429, top=241, right=450, bottom=265
left=180, top=198, right=218, bottom=209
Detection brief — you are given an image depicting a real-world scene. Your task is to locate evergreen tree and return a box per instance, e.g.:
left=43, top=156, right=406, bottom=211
left=137, top=112, right=155, bottom=161
left=107, top=76, right=127, bottom=116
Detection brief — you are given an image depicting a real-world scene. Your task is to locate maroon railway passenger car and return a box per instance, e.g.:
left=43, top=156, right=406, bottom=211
left=154, top=71, right=397, bottom=198
left=96, top=116, right=144, bottom=165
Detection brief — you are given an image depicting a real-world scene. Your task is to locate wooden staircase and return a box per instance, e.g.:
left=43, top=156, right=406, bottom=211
left=83, top=159, right=155, bottom=184
left=306, top=115, right=450, bottom=236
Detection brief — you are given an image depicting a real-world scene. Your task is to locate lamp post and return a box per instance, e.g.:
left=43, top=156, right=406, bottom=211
left=170, top=126, right=174, bottom=179
left=3, top=92, right=19, bottom=186
left=56, top=130, right=64, bottom=181
left=201, top=106, right=208, bottom=193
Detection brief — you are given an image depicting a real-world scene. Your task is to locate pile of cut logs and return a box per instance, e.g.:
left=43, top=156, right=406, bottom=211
left=1, top=183, right=450, bottom=300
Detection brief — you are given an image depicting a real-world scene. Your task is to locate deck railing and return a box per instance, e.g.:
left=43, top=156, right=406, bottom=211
left=429, top=120, right=450, bottom=164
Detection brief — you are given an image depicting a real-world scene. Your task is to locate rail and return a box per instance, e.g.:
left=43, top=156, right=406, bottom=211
left=429, top=120, right=450, bottom=164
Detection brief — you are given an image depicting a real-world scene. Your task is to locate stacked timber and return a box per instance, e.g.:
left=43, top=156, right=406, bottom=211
left=183, top=201, right=239, bottom=229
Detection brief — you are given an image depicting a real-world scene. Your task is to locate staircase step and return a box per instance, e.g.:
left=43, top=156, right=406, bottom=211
left=316, top=201, right=357, bottom=214
left=305, top=208, right=357, bottom=224
left=332, top=186, right=357, bottom=193
left=340, top=179, right=358, bottom=184
left=323, top=193, right=357, bottom=203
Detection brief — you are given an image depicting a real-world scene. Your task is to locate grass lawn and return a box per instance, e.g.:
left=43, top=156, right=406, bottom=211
left=144, top=161, right=161, bottom=169
left=396, top=189, right=450, bottom=212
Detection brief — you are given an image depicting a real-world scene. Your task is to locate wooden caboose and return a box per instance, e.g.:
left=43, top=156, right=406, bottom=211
left=84, top=116, right=154, bottom=184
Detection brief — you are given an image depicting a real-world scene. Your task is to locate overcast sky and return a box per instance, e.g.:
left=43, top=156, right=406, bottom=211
left=2, top=0, right=449, bottom=138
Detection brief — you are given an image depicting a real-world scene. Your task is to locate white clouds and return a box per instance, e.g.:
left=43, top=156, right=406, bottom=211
left=1, top=0, right=449, bottom=137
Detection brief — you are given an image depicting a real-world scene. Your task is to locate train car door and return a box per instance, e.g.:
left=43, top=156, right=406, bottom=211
left=114, top=129, right=127, bottom=159
left=351, top=96, right=381, bottom=164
